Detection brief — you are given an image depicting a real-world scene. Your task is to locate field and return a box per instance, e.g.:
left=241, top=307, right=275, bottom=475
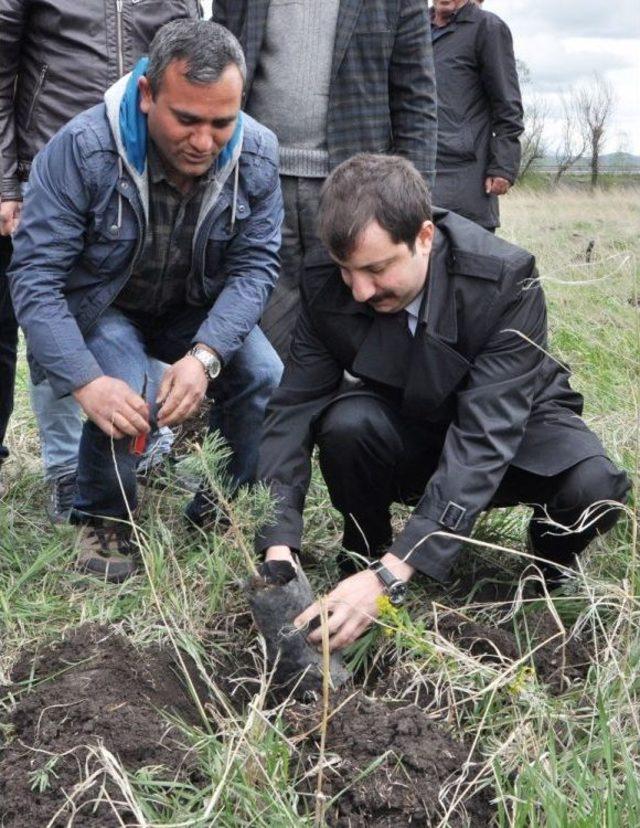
left=1, top=187, right=639, bottom=826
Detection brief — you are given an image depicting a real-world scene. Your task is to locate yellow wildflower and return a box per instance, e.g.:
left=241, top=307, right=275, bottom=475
left=376, top=594, right=401, bottom=635
left=506, top=665, right=535, bottom=696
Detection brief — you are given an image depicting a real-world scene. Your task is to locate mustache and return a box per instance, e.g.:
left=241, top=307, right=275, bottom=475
left=367, top=291, right=396, bottom=305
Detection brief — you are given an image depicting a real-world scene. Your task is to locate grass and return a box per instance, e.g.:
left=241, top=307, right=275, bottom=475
left=1, top=186, right=639, bottom=826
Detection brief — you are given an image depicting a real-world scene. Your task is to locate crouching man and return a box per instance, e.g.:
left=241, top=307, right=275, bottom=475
left=256, top=154, right=630, bottom=652
left=9, top=20, right=283, bottom=581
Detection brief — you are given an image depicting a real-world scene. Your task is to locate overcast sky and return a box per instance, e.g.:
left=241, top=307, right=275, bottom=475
left=203, top=0, right=639, bottom=155
left=488, top=0, right=640, bottom=154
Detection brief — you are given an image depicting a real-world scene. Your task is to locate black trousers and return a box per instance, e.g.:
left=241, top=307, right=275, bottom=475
left=315, top=395, right=630, bottom=569
left=0, top=236, right=18, bottom=466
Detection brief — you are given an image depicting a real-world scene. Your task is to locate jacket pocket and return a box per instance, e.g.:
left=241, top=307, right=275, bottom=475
left=83, top=217, right=139, bottom=278
left=437, top=128, right=477, bottom=163
left=25, top=65, right=49, bottom=132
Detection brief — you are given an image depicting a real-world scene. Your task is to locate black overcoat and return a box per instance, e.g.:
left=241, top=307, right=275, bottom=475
left=256, top=211, right=607, bottom=582
left=431, top=2, right=523, bottom=229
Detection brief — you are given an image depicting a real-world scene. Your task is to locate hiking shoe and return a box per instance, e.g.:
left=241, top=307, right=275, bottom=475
left=47, top=472, right=78, bottom=524
left=74, top=523, right=137, bottom=583
left=184, top=485, right=232, bottom=531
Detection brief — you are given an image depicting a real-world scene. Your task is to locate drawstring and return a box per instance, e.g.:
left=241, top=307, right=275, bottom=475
left=116, top=157, right=124, bottom=230
left=230, top=159, right=240, bottom=233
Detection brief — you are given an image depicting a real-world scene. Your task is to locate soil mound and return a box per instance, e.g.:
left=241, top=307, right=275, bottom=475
left=0, top=625, right=201, bottom=827
left=290, top=691, right=494, bottom=827
left=438, top=608, right=591, bottom=693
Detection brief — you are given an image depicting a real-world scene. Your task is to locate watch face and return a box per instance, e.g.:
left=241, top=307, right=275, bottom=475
left=388, top=581, right=407, bottom=606
left=207, top=355, right=221, bottom=380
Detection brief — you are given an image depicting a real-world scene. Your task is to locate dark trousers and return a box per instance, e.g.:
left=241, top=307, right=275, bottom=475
left=315, top=395, right=630, bottom=569
left=0, top=236, right=18, bottom=466
left=260, top=176, right=324, bottom=361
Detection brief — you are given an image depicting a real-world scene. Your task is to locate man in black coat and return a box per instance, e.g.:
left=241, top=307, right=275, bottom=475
left=256, top=154, right=629, bottom=651
left=431, top=0, right=524, bottom=230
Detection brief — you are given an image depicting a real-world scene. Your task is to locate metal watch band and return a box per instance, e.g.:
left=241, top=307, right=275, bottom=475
left=189, top=346, right=221, bottom=380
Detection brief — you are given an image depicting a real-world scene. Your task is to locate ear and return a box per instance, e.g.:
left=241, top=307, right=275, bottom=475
left=138, top=76, right=153, bottom=115
left=416, top=220, right=435, bottom=254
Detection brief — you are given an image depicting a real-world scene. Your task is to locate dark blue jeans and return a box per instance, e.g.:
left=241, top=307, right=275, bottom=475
left=72, top=305, right=282, bottom=523
left=0, top=236, right=18, bottom=467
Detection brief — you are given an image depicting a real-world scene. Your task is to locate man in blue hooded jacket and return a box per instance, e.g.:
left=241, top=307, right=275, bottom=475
left=9, top=20, right=283, bottom=581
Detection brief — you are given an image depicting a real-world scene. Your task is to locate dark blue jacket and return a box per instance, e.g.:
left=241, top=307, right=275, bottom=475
left=8, top=66, right=283, bottom=398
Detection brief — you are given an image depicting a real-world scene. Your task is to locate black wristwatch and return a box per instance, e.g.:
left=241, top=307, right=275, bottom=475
left=369, top=561, right=408, bottom=606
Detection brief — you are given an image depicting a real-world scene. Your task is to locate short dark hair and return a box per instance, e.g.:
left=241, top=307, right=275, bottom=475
left=318, top=154, right=432, bottom=260
left=147, top=20, right=246, bottom=96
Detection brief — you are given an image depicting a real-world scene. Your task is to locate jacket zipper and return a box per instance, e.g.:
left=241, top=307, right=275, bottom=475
left=122, top=196, right=146, bottom=296
left=86, top=186, right=145, bottom=333
left=116, top=0, right=124, bottom=77
left=25, top=65, right=48, bottom=131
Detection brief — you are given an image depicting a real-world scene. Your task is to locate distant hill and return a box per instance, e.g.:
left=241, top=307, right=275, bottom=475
left=534, top=152, right=640, bottom=173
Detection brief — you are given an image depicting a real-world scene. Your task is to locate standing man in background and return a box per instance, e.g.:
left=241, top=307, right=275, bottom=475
left=213, top=0, right=437, bottom=359
left=430, top=0, right=523, bottom=231
left=0, top=146, right=16, bottom=499
left=0, top=0, right=201, bottom=515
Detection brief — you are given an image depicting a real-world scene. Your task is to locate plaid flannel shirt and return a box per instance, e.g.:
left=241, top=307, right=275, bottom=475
left=115, top=141, right=214, bottom=316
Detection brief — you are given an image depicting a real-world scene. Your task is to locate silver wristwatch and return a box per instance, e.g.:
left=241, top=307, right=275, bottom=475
left=188, top=346, right=222, bottom=380
left=368, top=561, right=408, bottom=606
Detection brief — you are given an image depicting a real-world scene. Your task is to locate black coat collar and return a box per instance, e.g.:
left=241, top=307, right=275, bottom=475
left=312, top=224, right=458, bottom=345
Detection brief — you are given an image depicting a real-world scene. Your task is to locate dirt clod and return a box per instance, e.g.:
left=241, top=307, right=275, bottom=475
left=0, top=625, right=201, bottom=827
left=290, top=690, right=494, bottom=827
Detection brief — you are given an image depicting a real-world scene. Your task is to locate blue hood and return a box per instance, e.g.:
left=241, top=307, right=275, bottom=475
left=119, top=57, right=150, bottom=174
left=117, top=56, right=244, bottom=176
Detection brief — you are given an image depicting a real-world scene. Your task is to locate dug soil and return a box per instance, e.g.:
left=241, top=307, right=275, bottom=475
left=0, top=625, right=202, bottom=828
left=289, top=689, right=494, bottom=827
left=437, top=607, right=592, bottom=693
left=209, top=622, right=496, bottom=825
left=1, top=605, right=585, bottom=826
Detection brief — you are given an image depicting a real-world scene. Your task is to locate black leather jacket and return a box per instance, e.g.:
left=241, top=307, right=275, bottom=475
left=0, top=0, right=201, bottom=199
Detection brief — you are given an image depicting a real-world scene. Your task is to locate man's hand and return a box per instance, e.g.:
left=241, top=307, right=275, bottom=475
left=485, top=176, right=511, bottom=196
left=0, top=200, right=22, bottom=236
left=73, top=376, right=150, bottom=439
left=295, top=569, right=385, bottom=652
left=295, top=552, right=415, bottom=652
left=156, top=354, right=209, bottom=427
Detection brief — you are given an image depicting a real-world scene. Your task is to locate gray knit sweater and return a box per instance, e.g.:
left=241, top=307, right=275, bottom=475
left=246, top=0, right=340, bottom=178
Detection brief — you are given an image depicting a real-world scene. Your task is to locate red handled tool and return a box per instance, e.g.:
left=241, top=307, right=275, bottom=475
left=129, top=374, right=149, bottom=456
